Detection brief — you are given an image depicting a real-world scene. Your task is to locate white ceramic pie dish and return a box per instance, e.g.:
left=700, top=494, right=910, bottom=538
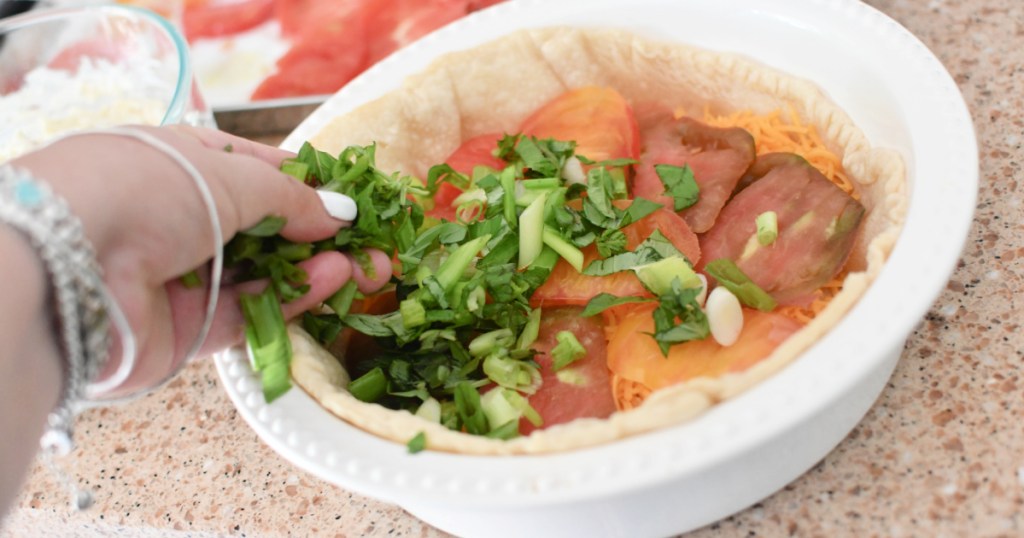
left=214, top=0, right=977, bottom=536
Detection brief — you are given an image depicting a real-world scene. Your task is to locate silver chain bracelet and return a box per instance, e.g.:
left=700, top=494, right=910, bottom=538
left=0, top=164, right=113, bottom=509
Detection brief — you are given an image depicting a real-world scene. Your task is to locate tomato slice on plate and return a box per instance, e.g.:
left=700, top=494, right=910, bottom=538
left=520, top=307, right=615, bottom=435
left=519, top=86, right=640, bottom=163
left=698, top=155, right=865, bottom=305
left=632, top=111, right=755, bottom=233
left=251, top=16, right=369, bottom=100
left=183, top=0, right=275, bottom=42
left=531, top=201, right=700, bottom=307
left=363, top=0, right=470, bottom=64
left=606, top=304, right=802, bottom=391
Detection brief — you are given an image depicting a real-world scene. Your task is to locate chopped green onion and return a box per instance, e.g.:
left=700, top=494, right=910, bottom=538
left=756, top=211, right=778, bottom=246
left=434, top=234, right=491, bottom=292
left=704, top=259, right=778, bottom=311
left=518, top=193, right=547, bottom=268
left=180, top=270, right=202, bottom=289
left=240, top=286, right=292, bottom=402
left=480, top=388, right=520, bottom=433
left=400, top=298, right=427, bottom=328
left=280, top=161, right=309, bottom=181
left=454, top=382, right=488, bottom=435
left=520, top=177, right=561, bottom=190
left=542, top=226, right=584, bottom=272
left=483, top=353, right=540, bottom=393
left=406, top=432, right=427, bottom=453
left=499, top=167, right=518, bottom=228
left=415, top=397, right=442, bottom=423
left=326, top=280, right=359, bottom=317
left=551, top=330, right=586, bottom=371
left=484, top=420, right=520, bottom=440
left=634, top=256, right=702, bottom=296
left=516, top=308, right=543, bottom=350
left=469, top=328, right=515, bottom=357
left=348, top=367, right=387, bottom=402
left=502, top=389, right=542, bottom=427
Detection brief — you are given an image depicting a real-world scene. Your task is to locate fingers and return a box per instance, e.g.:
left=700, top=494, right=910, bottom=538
left=348, top=249, right=394, bottom=293
left=170, top=125, right=296, bottom=167
left=179, top=251, right=356, bottom=358
left=167, top=127, right=354, bottom=243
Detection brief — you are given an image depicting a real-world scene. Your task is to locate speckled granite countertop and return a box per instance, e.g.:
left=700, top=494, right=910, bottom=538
left=3, top=1, right=1021, bottom=536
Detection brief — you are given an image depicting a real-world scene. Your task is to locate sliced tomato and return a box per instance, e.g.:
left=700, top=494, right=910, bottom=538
left=698, top=155, right=865, bottom=305
left=521, top=307, right=616, bottom=434
left=363, top=0, right=470, bottom=64
left=606, top=304, right=802, bottom=391
left=531, top=201, right=700, bottom=307
left=632, top=109, right=755, bottom=233
left=445, top=132, right=505, bottom=175
left=183, top=0, right=275, bottom=42
left=251, top=15, right=368, bottom=100
left=273, top=0, right=363, bottom=37
left=519, top=87, right=640, bottom=164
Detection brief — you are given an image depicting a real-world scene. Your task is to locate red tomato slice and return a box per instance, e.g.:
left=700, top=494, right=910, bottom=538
left=363, top=0, right=470, bottom=65
left=445, top=132, right=505, bottom=175
left=606, top=304, right=802, bottom=391
left=251, top=16, right=368, bottom=100
left=183, top=0, right=275, bottom=42
left=531, top=201, right=700, bottom=307
left=519, top=87, right=640, bottom=163
left=274, top=0, right=362, bottom=37
left=632, top=110, right=755, bottom=233
left=521, top=307, right=616, bottom=434
left=698, top=156, right=865, bottom=305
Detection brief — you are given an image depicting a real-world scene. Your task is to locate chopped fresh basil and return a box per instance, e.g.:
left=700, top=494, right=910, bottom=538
left=655, top=164, right=700, bottom=211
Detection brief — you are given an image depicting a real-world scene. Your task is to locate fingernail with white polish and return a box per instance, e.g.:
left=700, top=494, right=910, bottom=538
left=317, top=190, right=357, bottom=221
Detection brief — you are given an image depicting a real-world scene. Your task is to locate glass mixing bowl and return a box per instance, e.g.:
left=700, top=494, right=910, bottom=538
left=0, top=3, right=213, bottom=162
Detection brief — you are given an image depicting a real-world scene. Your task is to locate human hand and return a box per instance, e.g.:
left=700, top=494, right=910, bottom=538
left=12, top=125, right=392, bottom=397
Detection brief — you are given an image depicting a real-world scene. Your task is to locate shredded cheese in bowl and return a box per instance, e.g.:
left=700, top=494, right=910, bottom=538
left=0, top=56, right=170, bottom=162
left=0, top=4, right=211, bottom=163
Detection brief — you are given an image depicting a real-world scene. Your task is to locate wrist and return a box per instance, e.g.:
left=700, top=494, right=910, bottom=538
left=0, top=226, right=63, bottom=407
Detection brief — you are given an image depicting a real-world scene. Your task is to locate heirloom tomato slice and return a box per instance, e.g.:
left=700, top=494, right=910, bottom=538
left=632, top=110, right=755, bottom=233
left=698, top=154, right=865, bottom=305
left=531, top=202, right=700, bottom=307
left=520, top=307, right=616, bottom=435
left=606, top=304, right=802, bottom=391
left=519, top=87, right=640, bottom=164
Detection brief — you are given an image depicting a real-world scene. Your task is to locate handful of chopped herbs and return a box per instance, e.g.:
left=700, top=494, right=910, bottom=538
left=227, top=135, right=728, bottom=444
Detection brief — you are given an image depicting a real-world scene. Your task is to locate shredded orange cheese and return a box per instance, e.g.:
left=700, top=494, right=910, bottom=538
left=612, top=375, right=651, bottom=412
left=702, top=105, right=858, bottom=198
left=611, top=107, right=855, bottom=411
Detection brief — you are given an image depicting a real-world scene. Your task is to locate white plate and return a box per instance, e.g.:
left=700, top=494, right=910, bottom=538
left=216, top=0, right=977, bottom=536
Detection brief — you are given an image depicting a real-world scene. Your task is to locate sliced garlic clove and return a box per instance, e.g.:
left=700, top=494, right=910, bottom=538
left=706, top=286, right=743, bottom=346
